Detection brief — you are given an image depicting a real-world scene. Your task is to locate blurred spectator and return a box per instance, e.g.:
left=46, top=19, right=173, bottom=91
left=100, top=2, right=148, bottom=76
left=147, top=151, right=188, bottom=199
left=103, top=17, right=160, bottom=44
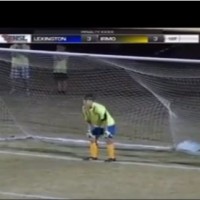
left=10, top=43, right=30, bottom=95
left=53, top=45, right=68, bottom=94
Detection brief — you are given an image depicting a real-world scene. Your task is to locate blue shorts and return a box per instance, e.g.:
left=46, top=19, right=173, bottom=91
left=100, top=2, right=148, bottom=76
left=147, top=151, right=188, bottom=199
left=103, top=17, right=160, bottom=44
left=91, top=125, right=116, bottom=138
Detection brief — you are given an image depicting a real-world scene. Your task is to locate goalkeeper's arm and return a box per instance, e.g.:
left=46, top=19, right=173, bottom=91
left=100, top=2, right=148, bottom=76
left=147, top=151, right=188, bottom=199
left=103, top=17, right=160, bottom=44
left=82, top=106, right=93, bottom=138
left=97, top=111, right=112, bottom=137
left=86, top=123, right=96, bottom=139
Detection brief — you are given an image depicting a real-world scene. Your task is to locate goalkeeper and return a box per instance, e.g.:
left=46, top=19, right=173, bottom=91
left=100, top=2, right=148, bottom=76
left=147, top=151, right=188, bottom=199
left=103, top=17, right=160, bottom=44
left=82, top=94, right=116, bottom=162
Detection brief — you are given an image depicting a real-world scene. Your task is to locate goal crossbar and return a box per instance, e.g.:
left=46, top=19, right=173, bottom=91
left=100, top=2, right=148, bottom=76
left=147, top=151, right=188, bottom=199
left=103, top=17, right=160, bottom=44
left=1, top=47, right=200, bottom=64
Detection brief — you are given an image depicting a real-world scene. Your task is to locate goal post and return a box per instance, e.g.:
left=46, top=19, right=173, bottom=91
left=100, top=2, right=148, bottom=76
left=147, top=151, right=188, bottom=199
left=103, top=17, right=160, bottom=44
left=1, top=47, right=200, bottom=154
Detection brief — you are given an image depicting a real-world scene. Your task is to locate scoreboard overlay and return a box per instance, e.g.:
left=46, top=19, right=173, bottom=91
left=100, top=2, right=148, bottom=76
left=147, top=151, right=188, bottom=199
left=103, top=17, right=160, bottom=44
left=0, top=34, right=199, bottom=44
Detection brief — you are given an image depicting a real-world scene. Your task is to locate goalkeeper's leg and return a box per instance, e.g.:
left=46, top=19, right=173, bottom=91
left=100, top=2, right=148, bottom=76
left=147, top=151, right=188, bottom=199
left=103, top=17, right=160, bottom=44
left=84, top=128, right=103, bottom=160
left=88, top=138, right=99, bottom=160
left=105, top=125, right=116, bottom=162
left=83, top=138, right=99, bottom=160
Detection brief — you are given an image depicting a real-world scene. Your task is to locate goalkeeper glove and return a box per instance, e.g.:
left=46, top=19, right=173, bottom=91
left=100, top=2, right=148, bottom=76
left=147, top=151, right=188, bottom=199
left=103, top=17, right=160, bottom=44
left=86, top=124, right=95, bottom=138
left=86, top=130, right=95, bottom=139
left=104, top=130, right=112, bottom=138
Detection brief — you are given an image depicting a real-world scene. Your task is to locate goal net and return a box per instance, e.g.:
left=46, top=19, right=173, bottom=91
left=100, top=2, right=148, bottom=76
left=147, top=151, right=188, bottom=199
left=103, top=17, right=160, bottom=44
left=0, top=47, right=200, bottom=154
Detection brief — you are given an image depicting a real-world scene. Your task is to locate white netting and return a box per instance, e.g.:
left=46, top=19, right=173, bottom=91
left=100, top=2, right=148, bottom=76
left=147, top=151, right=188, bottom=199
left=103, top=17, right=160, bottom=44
left=1, top=47, right=200, bottom=154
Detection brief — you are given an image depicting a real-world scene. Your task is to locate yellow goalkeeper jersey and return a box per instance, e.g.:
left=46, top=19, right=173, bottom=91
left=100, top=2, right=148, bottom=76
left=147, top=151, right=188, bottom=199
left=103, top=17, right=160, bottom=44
left=82, top=102, right=115, bottom=127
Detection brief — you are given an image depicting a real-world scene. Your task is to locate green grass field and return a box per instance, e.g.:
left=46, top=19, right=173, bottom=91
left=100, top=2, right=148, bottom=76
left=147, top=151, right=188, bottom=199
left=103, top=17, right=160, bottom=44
left=0, top=145, right=200, bottom=199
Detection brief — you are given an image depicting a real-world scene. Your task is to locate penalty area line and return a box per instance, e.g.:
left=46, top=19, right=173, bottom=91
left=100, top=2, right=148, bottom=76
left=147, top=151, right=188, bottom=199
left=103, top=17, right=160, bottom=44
left=0, top=150, right=200, bottom=171
left=0, top=191, right=66, bottom=199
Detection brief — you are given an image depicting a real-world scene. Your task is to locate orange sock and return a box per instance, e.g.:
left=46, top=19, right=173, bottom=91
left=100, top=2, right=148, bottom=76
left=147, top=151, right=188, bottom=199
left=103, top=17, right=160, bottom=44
left=107, top=143, right=115, bottom=159
left=90, top=142, right=99, bottom=158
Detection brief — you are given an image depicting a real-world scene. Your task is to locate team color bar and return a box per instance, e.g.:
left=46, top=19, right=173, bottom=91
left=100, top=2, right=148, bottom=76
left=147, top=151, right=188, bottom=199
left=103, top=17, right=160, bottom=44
left=98, top=35, right=148, bottom=43
left=117, top=35, right=148, bottom=43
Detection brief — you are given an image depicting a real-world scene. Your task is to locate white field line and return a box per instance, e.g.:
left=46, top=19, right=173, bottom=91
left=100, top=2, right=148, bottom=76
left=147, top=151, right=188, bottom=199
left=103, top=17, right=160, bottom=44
left=0, top=150, right=200, bottom=172
left=0, top=191, right=66, bottom=199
